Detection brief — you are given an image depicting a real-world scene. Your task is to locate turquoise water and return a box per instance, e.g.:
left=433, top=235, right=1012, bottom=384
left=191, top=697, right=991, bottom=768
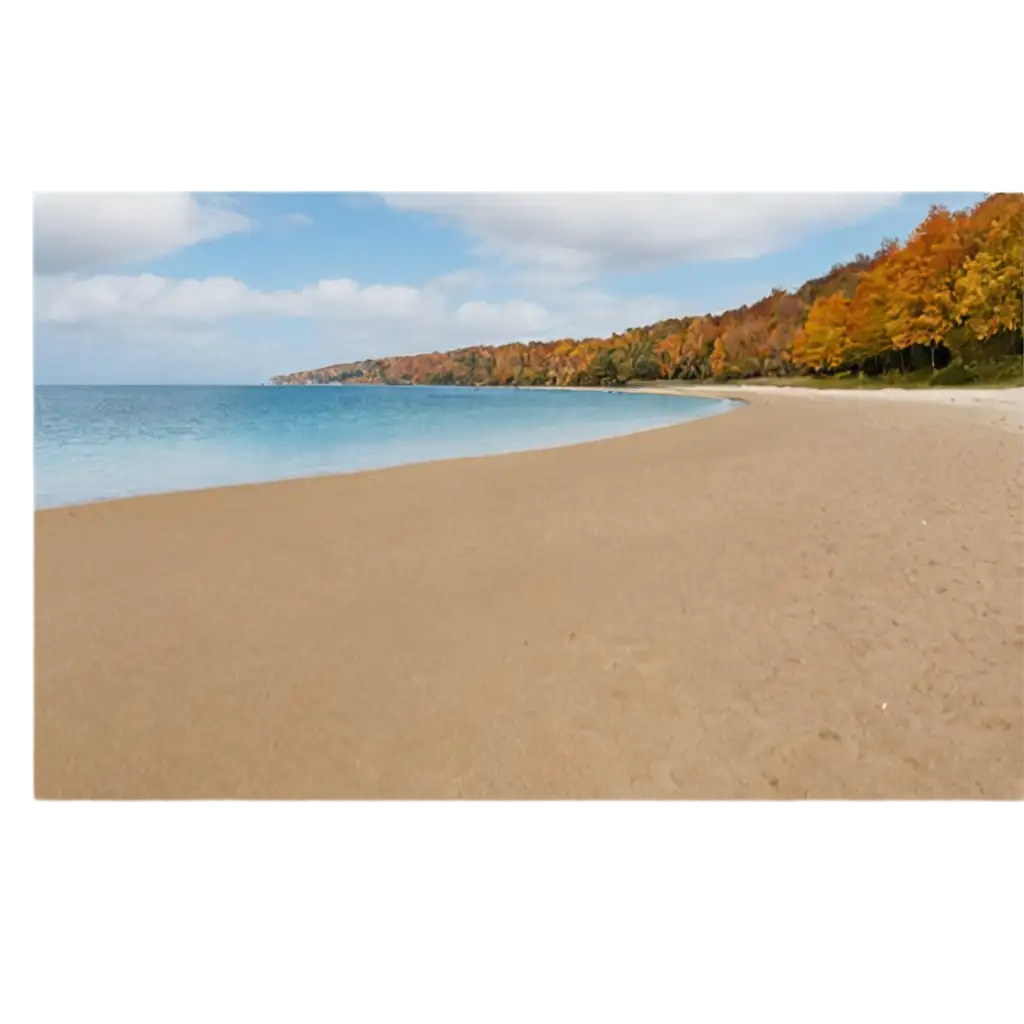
left=34, top=385, right=738, bottom=509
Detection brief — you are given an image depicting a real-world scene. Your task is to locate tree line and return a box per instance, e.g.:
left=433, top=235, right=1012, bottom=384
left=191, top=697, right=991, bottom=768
left=271, top=194, right=1022, bottom=388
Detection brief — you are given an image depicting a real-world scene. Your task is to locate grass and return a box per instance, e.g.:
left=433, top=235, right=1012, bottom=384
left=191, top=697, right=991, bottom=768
left=628, top=356, right=1024, bottom=391
left=790, top=358, right=1023, bottom=390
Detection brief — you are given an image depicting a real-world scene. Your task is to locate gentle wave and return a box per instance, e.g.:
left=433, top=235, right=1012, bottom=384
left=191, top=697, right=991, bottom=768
left=34, top=385, right=738, bottom=508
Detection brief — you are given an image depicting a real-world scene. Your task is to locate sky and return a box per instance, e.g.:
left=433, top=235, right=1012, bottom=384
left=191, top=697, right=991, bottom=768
left=33, top=192, right=986, bottom=385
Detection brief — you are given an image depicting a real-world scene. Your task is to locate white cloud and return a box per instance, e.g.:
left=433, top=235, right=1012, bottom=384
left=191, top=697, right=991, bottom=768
left=35, top=272, right=683, bottom=340
left=36, top=274, right=253, bottom=323
left=34, top=270, right=690, bottom=382
left=453, top=299, right=550, bottom=333
left=275, top=212, right=313, bottom=227
left=423, top=268, right=491, bottom=295
left=33, top=193, right=253, bottom=273
left=34, top=273, right=450, bottom=326
left=35, top=192, right=908, bottom=384
left=381, top=193, right=902, bottom=278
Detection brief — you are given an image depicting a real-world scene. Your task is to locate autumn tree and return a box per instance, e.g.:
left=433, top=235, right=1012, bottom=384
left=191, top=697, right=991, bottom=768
left=679, top=317, right=717, bottom=379
left=655, top=333, right=686, bottom=379
left=844, top=258, right=899, bottom=369
left=762, top=290, right=803, bottom=376
left=711, top=317, right=771, bottom=378
left=590, top=346, right=620, bottom=385
left=957, top=193, right=1023, bottom=348
left=793, top=292, right=851, bottom=372
left=273, top=196, right=1021, bottom=388
left=618, top=330, right=659, bottom=381
left=885, top=205, right=970, bottom=366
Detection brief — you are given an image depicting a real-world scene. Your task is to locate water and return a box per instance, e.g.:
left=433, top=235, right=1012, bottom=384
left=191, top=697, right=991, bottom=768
left=34, top=385, right=738, bottom=509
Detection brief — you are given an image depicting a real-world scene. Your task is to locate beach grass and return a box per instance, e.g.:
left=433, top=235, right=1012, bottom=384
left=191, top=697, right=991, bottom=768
left=630, top=356, right=1023, bottom=391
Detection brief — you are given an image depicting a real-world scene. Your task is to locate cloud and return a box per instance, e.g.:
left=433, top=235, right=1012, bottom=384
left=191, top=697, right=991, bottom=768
left=275, top=212, right=312, bottom=227
left=34, top=271, right=689, bottom=381
left=33, top=193, right=253, bottom=273
left=34, top=273, right=447, bottom=325
left=421, top=267, right=493, bottom=297
left=380, top=193, right=902, bottom=278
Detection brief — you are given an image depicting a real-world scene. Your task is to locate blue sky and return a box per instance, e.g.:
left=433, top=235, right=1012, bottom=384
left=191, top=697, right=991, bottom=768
left=34, top=192, right=985, bottom=384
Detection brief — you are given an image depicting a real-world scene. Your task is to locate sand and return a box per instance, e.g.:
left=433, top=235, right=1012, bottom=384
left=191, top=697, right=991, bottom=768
left=675, top=382, right=1024, bottom=428
left=35, top=386, right=1024, bottom=799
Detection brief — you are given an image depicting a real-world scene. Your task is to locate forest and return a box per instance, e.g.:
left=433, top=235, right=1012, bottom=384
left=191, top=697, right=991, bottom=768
left=271, top=193, right=1023, bottom=389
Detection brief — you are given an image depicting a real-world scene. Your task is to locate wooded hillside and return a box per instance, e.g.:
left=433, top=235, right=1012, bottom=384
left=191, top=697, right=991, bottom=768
left=272, top=194, right=1023, bottom=388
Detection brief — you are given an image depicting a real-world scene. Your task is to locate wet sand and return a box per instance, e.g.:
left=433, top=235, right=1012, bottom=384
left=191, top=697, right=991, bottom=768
left=35, top=387, right=1024, bottom=799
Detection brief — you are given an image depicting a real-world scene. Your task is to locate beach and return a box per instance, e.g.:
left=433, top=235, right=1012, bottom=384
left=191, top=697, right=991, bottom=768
left=35, top=386, right=1024, bottom=799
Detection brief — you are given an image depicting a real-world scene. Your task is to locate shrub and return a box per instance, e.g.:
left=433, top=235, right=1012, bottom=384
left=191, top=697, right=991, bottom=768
left=930, top=364, right=975, bottom=387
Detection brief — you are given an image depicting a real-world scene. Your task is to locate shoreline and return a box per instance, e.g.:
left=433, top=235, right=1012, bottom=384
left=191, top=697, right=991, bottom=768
left=37, top=384, right=1022, bottom=512
left=36, top=386, right=1023, bottom=798
left=644, top=383, right=1024, bottom=429
left=35, top=389, right=742, bottom=512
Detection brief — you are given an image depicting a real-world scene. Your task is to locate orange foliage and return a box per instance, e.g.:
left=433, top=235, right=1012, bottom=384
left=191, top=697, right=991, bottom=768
left=793, top=293, right=850, bottom=371
left=272, top=195, right=1022, bottom=387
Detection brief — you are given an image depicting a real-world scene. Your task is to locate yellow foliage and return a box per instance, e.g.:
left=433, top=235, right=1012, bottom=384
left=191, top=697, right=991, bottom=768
left=793, top=293, right=850, bottom=370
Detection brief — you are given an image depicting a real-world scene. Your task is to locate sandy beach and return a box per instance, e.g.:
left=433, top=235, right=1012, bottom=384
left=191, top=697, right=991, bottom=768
left=35, top=386, right=1024, bottom=799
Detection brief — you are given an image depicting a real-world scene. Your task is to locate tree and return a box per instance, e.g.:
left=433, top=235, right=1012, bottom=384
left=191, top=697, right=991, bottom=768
left=957, top=193, right=1023, bottom=344
left=624, top=331, right=659, bottom=380
left=845, top=260, right=897, bottom=368
left=678, top=317, right=716, bottom=379
left=272, top=197, right=1021, bottom=388
left=793, top=292, right=850, bottom=372
left=655, top=333, right=686, bottom=379
left=885, top=205, right=969, bottom=365
left=592, top=347, right=619, bottom=385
